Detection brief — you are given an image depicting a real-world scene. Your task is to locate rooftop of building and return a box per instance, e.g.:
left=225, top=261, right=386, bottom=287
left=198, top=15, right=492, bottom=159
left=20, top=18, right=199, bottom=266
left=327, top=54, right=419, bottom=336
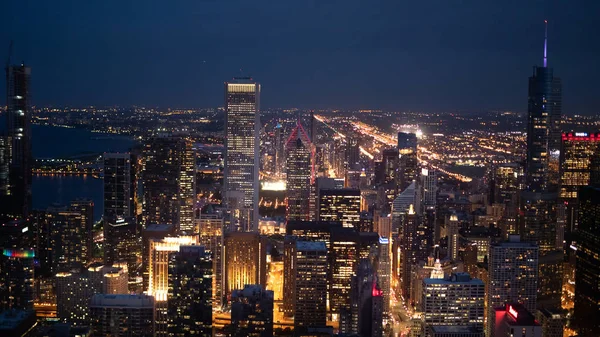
left=0, top=310, right=35, bottom=330
left=496, top=303, right=540, bottom=326
left=90, top=294, right=155, bottom=308
left=144, top=223, right=175, bottom=232
left=296, top=240, right=327, bottom=251
left=428, top=325, right=482, bottom=333
left=424, top=272, right=484, bottom=285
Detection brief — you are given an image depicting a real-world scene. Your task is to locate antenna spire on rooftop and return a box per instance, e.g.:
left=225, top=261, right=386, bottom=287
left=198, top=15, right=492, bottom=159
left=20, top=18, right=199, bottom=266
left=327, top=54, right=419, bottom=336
left=543, top=20, right=548, bottom=67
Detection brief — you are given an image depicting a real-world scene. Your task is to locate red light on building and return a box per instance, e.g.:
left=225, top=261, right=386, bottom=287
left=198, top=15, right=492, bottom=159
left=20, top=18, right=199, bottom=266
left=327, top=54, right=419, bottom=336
left=508, top=305, right=519, bottom=319
left=372, top=281, right=383, bottom=297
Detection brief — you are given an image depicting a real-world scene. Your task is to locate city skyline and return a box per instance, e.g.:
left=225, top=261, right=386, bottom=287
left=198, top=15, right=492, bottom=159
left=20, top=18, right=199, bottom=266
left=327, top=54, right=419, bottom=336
left=1, top=2, right=599, bottom=114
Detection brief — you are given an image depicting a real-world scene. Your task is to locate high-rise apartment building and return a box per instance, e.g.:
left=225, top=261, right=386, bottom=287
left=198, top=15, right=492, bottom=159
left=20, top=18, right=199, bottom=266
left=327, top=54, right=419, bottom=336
left=231, top=285, right=274, bottom=337
left=293, top=241, right=328, bottom=329
left=103, top=216, right=141, bottom=290
left=167, top=245, right=212, bottom=337
left=43, top=200, right=94, bottom=272
left=195, top=210, right=224, bottom=307
left=329, top=227, right=358, bottom=317
left=421, top=272, right=484, bottom=331
left=318, top=188, right=361, bottom=229
left=90, top=294, right=155, bottom=337
left=574, top=185, right=600, bottom=336
left=223, top=232, right=267, bottom=301
left=559, top=132, right=600, bottom=238
left=103, top=153, right=137, bottom=220
left=487, top=235, right=538, bottom=336
left=286, top=123, right=312, bottom=221
left=2, top=64, right=32, bottom=218
left=224, top=78, right=260, bottom=231
left=0, top=249, right=35, bottom=311
left=142, top=136, right=195, bottom=233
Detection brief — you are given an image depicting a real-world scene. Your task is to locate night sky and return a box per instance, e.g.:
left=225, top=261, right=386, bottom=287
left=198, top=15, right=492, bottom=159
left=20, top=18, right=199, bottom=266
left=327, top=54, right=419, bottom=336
left=1, top=1, right=598, bottom=113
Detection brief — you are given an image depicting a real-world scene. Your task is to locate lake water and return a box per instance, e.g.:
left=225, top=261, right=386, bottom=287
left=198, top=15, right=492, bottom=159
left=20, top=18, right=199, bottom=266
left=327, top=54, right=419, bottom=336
left=31, top=125, right=136, bottom=220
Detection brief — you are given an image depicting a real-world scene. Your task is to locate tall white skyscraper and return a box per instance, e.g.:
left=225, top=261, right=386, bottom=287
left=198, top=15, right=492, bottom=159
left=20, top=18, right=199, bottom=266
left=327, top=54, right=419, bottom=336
left=487, top=235, right=539, bottom=337
left=421, top=272, right=485, bottom=331
left=224, top=78, right=260, bottom=231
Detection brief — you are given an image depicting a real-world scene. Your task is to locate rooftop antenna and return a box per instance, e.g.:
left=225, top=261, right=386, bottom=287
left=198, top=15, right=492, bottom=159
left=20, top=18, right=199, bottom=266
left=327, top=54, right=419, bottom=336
left=543, top=20, right=548, bottom=68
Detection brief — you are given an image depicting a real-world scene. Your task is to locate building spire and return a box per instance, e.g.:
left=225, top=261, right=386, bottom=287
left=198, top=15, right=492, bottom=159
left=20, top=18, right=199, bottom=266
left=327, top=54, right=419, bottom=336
left=543, top=20, right=548, bottom=67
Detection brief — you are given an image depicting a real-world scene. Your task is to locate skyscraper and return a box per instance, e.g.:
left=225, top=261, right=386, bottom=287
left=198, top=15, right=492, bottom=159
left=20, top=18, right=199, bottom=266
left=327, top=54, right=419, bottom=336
left=398, top=132, right=418, bottom=193
left=195, top=210, right=224, bottom=307
left=90, top=294, right=155, bottom=337
left=329, top=227, right=358, bottom=318
left=167, top=245, right=212, bottom=337
left=223, top=232, right=267, bottom=301
left=43, top=200, right=94, bottom=272
left=349, top=259, right=383, bottom=337
left=103, top=216, right=141, bottom=290
left=292, top=241, right=328, bottom=329
left=3, top=64, right=32, bottom=218
left=525, top=21, right=562, bottom=192
left=142, top=136, right=195, bottom=233
left=559, top=132, right=600, bottom=239
left=231, top=285, right=274, bottom=337
left=574, top=185, right=600, bottom=336
left=421, top=272, right=484, bottom=331
left=147, top=236, right=198, bottom=335
left=286, top=122, right=312, bottom=221
left=318, top=188, right=361, bottom=229
left=487, top=235, right=539, bottom=337
left=446, top=213, right=459, bottom=261
left=0, top=249, right=34, bottom=311
left=103, top=153, right=137, bottom=220
left=224, top=78, right=260, bottom=231
left=274, top=122, right=285, bottom=178
left=376, top=237, right=391, bottom=315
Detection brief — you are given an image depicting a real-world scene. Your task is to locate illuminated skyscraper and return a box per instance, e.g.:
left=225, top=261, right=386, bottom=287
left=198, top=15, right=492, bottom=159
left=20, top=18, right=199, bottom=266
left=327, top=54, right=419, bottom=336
left=490, top=163, right=523, bottom=237
left=293, top=241, right=328, bottom=329
left=0, top=249, right=34, bottom=311
left=224, top=78, right=260, bottom=231
left=525, top=21, right=562, bottom=192
left=103, top=153, right=137, bottom=220
left=195, top=210, right=224, bottom=307
left=574, top=185, right=600, bottom=336
left=44, top=200, right=94, bottom=272
left=147, top=236, right=198, bottom=335
left=559, top=132, right=600, bottom=239
left=142, top=136, right=195, bottom=233
left=167, top=245, right=212, bottom=337
left=286, top=122, right=312, bottom=221
left=274, top=122, right=285, bottom=178
left=376, top=237, right=391, bottom=315
left=487, top=235, right=538, bottom=337
left=329, top=227, right=359, bottom=317
left=346, top=137, right=360, bottom=171
left=398, top=132, right=418, bottom=193
left=223, top=232, right=267, bottom=301
left=446, top=213, right=459, bottom=261
left=399, top=204, right=419, bottom=300
left=490, top=303, right=542, bottom=337
left=421, top=272, right=484, bottom=331
left=318, top=188, right=361, bottom=229
left=2, top=64, right=32, bottom=218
